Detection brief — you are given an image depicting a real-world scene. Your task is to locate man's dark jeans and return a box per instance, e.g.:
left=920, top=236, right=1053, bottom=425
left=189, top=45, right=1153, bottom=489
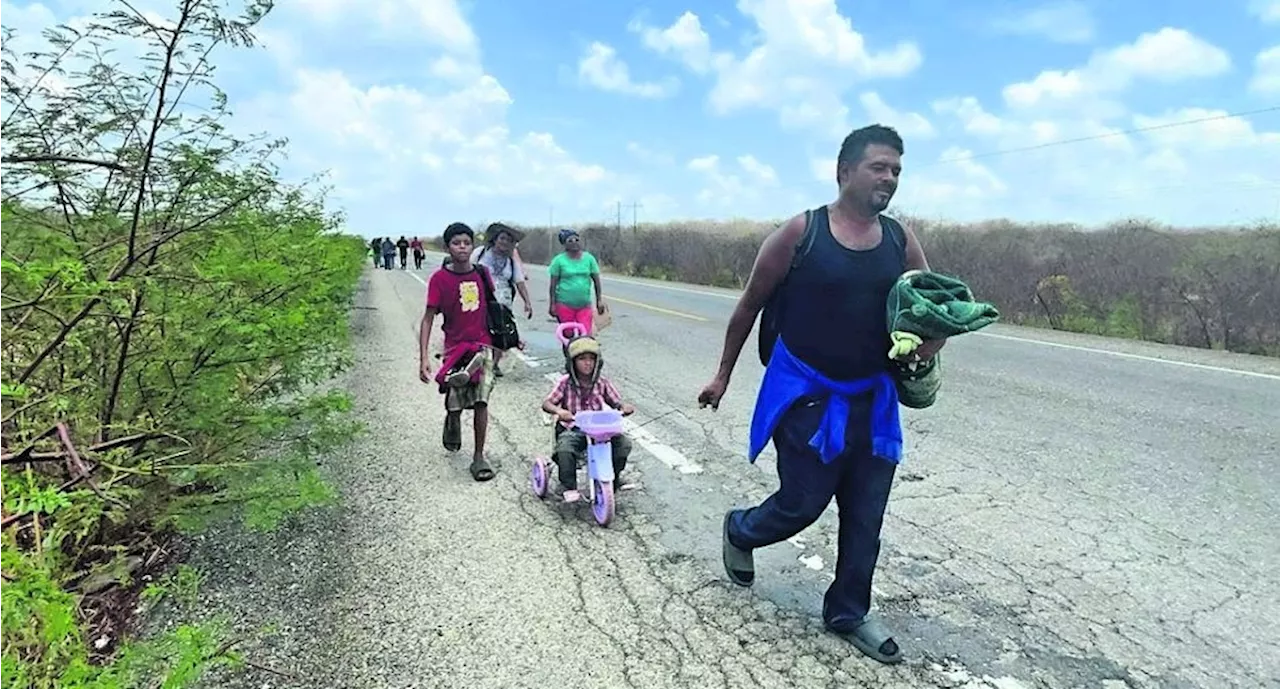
left=726, top=393, right=897, bottom=631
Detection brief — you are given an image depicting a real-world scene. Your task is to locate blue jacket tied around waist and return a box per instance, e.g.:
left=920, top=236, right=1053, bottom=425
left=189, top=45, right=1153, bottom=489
left=749, top=338, right=903, bottom=465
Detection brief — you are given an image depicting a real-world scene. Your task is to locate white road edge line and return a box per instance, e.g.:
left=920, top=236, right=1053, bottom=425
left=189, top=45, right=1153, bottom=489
left=541, top=371, right=704, bottom=475
left=512, top=349, right=541, bottom=367
left=976, top=332, right=1280, bottom=381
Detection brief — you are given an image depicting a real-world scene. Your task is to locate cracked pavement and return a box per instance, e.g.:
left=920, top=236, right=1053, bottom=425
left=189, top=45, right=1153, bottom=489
left=185, top=260, right=1280, bottom=689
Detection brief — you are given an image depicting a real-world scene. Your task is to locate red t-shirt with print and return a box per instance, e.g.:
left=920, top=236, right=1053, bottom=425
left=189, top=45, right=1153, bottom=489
left=426, top=265, right=493, bottom=353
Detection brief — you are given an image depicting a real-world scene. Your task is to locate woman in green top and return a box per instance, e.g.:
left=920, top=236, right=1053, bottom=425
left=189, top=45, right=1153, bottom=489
left=548, top=228, right=607, bottom=335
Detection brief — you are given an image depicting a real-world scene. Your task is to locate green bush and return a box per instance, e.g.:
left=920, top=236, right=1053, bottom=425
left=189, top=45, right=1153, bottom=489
left=2, top=1, right=365, bottom=685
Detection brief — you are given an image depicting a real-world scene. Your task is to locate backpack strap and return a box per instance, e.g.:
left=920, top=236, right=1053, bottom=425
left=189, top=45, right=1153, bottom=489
left=791, top=208, right=819, bottom=271
left=756, top=207, right=820, bottom=367
left=878, top=215, right=908, bottom=269
left=475, top=263, right=497, bottom=304
left=773, top=207, right=820, bottom=291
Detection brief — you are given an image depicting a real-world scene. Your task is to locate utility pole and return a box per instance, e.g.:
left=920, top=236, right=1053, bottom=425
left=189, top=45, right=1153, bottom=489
left=615, top=201, right=622, bottom=232
left=628, top=201, right=642, bottom=231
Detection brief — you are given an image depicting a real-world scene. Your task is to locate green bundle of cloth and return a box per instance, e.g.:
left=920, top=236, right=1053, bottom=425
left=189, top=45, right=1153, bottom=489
left=884, top=270, right=1000, bottom=409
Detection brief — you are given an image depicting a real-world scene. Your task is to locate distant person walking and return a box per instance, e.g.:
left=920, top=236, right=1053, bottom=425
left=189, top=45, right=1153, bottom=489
left=369, top=237, right=381, bottom=267
left=381, top=237, right=396, bottom=270
left=548, top=228, right=606, bottom=336
left=396, top=235, right=410, bottom=269
left=697, top=124, right=945, bottom=666
left=410, top=236, right=425, bottom=270
left=474, top=222, right=534, bottom=375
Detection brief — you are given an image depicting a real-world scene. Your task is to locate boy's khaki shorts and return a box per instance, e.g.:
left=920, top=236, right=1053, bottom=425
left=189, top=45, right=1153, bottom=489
left=444, top=348, right=495, bottom=412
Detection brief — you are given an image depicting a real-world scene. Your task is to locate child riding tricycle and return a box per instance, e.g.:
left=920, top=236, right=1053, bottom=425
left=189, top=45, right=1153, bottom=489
left=530, top=323, right=635, bottom=526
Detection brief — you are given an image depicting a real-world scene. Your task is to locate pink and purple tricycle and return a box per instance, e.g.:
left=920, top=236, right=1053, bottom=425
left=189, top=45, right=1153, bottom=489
left=530, top=409, right=624, bottom=527
left=529, top=322, right=624, bottom=526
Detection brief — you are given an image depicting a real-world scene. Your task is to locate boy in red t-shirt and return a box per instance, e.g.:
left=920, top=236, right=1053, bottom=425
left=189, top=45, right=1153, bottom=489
left=419, top=222, right=497, bottom=482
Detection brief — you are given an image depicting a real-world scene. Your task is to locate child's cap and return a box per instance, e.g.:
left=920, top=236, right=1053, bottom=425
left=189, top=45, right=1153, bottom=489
left=566, top=337, right=600, bottom=360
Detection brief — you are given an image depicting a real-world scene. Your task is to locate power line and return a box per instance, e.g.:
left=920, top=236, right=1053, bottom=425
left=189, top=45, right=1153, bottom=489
left=929, top=104, right=1280, bottom=166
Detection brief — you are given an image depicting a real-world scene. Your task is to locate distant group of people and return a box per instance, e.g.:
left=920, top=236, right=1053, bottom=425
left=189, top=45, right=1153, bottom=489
left=393, top=124, right=953, bottom=668
left=369, top=235, right=425, bottom=270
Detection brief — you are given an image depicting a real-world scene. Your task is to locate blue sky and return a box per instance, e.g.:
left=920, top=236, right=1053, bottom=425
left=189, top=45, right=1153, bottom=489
left=3, top=0, right=1279, bottom=237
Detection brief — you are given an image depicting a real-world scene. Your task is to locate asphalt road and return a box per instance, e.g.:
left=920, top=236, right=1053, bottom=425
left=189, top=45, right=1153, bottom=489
left=188, top=256, right=1280, bottom=689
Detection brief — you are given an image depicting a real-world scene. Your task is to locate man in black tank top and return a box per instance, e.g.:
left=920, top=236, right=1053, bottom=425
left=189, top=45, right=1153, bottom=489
left=697, top=125, right=945, bottom=666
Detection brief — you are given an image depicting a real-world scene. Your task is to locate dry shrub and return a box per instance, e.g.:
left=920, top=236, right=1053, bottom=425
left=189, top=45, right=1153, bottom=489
left=490, top=212, right=1279, bottom=356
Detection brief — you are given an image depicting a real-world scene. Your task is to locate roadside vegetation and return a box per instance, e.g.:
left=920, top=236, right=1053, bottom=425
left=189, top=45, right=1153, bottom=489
left=497, top=216, right=1280, bottom=357
left=1, top=1, right=365, bottom=686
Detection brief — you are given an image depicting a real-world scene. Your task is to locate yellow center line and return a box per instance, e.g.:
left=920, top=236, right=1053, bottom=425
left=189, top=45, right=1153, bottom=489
left=607, top=295, right=708, bottom=322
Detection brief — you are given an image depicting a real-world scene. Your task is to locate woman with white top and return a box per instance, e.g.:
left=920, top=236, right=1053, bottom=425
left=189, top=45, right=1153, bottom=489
left=473, top=223, right=534, bottom=375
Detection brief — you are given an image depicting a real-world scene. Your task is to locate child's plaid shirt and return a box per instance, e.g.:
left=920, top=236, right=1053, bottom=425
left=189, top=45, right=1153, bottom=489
left=544, top=374, right=623, bottom=426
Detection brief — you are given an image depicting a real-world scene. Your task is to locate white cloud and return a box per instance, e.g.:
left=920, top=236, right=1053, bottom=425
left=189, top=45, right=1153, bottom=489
left=631, top=1, right=921, bottom=136
left=932, top=97, right=1004, bottom=136
left=5, top=0, right=1273, bottom=231
left=737, top=155, right=779, bottom=186
left=859, top=92, right=936, bottom=138
left=990, top=1, right=1095, bottom=44
left=916, top=94, right=1280, bottom=224
left=1249, top=45, right=1280, bottom=95
left=809, top=158, right=835, bottom=186
left=632, top=11, right=717, bottom=75
left=626, top=142, right=675, bottom=166
left=888, top=28, right=1277, bottom=224
left=257, top=67, right=610, bottom=206
left=899, top=146, right=1007, bottom=209
left=297, top=0, right=478, bottom=55
left=219, top=1, right=638, bottom=231
left=687, top=153, right=779, bottom=205
left=1003, top=28, right=1231, bottom=110
left=1249, top=0, right=1280, bottom=23
left=577, top=42, right=678, bottom=99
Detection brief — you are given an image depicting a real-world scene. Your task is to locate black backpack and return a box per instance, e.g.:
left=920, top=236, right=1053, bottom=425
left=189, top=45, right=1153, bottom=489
left=755, top=208, right=908, bottom=367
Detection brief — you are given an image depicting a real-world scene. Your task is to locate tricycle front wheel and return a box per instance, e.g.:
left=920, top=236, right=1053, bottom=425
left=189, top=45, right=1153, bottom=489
left=591, top=479, right=615, bottom=526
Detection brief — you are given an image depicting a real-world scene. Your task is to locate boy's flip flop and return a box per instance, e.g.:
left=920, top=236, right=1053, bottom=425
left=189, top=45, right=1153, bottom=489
left=469, top=458, right=495, bottom=482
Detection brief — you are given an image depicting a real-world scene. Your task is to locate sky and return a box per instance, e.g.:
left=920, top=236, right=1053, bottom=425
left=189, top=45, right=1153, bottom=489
left=3, top=0, right=1279, bottom=237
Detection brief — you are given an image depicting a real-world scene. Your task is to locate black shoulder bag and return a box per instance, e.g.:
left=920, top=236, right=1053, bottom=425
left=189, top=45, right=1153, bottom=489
left=476, top=265, right=521, bottom=351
